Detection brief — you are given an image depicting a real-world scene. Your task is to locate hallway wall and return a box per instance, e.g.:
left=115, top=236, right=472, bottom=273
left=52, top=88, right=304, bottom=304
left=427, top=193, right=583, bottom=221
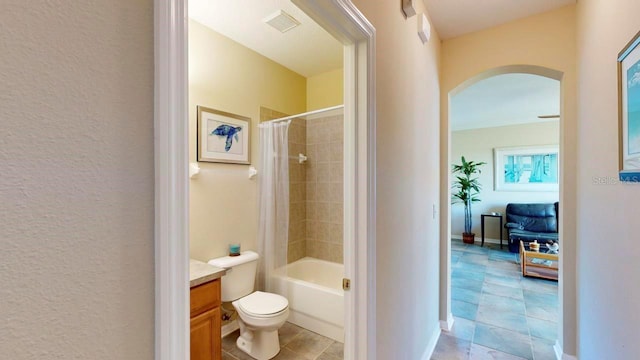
left=576, top=0, right=640, bottom=358
left=351, top=1, right=442, bottom=358
left=440, top=5, right=578, bottom=355
left=0, top=1, right=154, bottom=358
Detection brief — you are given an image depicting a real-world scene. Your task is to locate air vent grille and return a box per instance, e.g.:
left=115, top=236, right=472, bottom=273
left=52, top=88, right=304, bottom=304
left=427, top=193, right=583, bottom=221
left=264, top=10, right=300, bottom=33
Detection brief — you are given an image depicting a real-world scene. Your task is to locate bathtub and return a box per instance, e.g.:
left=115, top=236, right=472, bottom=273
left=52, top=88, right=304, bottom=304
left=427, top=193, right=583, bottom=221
left=273, top=257, right=344, bottom=342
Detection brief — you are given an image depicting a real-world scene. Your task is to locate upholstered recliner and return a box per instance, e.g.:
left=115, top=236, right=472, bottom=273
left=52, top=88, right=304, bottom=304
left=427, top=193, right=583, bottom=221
left=505, top=202, right=559, bottom=253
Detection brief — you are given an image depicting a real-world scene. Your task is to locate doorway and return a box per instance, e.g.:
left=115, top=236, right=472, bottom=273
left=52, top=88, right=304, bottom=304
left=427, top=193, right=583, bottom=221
left=440, top=65, right=566, bottom=359
left=154, top=1, right=377, bottom=359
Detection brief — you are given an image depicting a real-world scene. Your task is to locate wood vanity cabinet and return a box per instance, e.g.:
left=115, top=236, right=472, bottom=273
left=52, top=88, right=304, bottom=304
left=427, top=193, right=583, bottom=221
left=190, top=278, right=222, bottom=360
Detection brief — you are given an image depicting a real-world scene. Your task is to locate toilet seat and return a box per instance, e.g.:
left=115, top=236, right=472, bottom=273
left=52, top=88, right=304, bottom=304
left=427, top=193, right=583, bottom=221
left=237, top=291, right=288, bottom=318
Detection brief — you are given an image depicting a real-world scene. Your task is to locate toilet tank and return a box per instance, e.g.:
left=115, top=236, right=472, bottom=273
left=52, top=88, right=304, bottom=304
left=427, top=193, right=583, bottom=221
left=208, top=250, right=259, bottom=302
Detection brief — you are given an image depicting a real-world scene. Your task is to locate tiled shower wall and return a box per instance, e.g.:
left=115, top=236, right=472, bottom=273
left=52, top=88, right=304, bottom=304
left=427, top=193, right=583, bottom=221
left=305, top=114, right=343, bottom=264
left=287, top=118, right=307, bottom=263
left=260, top=107, right=343, bottom=264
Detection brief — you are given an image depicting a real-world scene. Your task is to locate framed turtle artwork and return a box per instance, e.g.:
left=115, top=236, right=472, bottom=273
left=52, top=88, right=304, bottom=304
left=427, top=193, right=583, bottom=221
left=197, top=106, right=251, bottom=164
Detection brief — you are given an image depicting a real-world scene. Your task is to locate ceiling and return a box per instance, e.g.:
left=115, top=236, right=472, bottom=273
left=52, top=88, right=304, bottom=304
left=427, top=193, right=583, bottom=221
left=188, top=0, right=343, bottom=78
left=451, top=74, right=560, bottom=131
left=422, top=0, right=576, bottom=39
left=190, top=1, right=564, bottom=127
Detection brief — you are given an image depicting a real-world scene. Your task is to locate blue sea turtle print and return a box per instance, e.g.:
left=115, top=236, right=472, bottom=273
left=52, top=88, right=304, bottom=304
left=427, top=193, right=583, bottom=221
left=211, top=124, right=242, bottom=152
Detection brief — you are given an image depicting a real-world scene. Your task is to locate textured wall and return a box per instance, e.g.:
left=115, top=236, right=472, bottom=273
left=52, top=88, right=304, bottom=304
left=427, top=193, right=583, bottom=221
left=351, top=0, right=442, bottom=358
left=576, top=0, right=640, bottom=358
left=0, top=1, right=154, bottom=359
left=189, top=20, right=306, bottom=262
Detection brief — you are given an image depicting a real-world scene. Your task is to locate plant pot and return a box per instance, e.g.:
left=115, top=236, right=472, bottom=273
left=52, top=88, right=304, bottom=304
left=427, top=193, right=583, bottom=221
left=462, top=233, right=475, bottom=244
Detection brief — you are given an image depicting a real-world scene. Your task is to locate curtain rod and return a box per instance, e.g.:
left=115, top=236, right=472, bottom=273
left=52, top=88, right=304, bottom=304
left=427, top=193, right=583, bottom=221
left=262, top=105, right=344, bottom=124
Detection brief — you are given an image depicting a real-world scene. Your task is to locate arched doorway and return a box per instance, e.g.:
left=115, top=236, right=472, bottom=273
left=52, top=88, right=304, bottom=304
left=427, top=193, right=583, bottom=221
left=440, top=64, right=574, bottom=359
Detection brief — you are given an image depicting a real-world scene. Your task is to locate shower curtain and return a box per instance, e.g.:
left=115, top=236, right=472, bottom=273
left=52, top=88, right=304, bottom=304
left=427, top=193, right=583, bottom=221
left=257, top=120, right=291, bottom=293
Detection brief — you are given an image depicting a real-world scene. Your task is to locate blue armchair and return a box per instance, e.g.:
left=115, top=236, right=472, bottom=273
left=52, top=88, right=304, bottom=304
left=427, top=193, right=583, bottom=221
left=505, top=202, right=559, bottom=253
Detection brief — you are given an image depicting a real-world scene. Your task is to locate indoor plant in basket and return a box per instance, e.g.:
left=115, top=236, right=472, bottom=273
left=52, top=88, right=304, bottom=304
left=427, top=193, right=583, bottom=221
left=452, top=156, right=486, bottom=244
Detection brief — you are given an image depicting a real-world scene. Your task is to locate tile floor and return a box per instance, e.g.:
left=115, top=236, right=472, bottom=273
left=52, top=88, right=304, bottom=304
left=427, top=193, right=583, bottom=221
left=432, top=239, right=559, bottom=360
left=222, top=322, right=343, bottom=360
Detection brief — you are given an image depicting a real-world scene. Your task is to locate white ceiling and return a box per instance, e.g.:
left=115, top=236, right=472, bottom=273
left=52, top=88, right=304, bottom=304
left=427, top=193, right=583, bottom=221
left=190, top=1, right=565, bottom=128
left=422, top=0, right=576, bottom=39
left=451, top=74, right=560, bottom=131
left=188, top=0, right=343, bottom=78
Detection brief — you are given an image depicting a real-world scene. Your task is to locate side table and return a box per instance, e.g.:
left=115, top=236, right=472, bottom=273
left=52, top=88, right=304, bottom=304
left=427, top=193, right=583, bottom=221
left=481, top=213, right=503, bottom=248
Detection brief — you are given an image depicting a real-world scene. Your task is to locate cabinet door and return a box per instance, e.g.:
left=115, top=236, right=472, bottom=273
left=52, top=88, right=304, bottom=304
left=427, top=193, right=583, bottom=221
left=190, top=307, right=221, bottom=360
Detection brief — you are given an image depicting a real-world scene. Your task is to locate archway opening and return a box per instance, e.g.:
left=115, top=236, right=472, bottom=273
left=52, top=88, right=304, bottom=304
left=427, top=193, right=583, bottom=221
left=440, top=64, right=566, bottom=360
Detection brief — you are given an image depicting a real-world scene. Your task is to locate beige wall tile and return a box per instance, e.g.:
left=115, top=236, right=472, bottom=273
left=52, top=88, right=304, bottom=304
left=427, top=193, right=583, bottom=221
left=317, top=183, right=331, bottom=202
left=306, top=220, right=317, bottom=240
left=317, top=143, right=331, bottom=162
left=330, top=161, right=343, bottom=182
left=329, top=223, right=343, bottom=244
left=317, top=162, right=331, bottom=182
left=329, top=243, right=343, bottom=263
left=329, top=202, right=343, bottom=224
left=329, top=183, right=343, bottom=203
left=329, top=142, right=343, bottom=161
left=306, top=144, right=318, bottom=162
left=306, top=182, right=317, bottom=201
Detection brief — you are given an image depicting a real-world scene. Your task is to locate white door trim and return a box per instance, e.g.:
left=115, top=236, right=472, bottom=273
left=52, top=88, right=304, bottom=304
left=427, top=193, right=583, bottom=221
left=154, top=0, right=190, bottom=359
left=154, top=1, right=376, bottom=360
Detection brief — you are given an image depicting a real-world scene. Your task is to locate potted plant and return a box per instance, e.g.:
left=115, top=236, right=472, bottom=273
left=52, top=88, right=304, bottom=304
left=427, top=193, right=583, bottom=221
left=452, top=156, right=486, bottom=244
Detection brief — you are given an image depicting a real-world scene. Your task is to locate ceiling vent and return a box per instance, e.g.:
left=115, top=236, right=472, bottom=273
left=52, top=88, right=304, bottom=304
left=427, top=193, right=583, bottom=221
left=263, top=10, right=300, bottom=33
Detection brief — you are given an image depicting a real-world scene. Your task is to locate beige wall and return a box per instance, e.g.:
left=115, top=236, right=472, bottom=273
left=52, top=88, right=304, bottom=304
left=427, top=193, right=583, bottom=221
left=306, top=68, right=344, bottom=111
left=451, top=122, right=560, bottom=239
left=352, top=1, right=442, bottom=358
left=576, top=0, right=640, bottom=358
left=0, top=1, right=154, bottom=358
left=188, top=20, right=306, bottom=262
left=440, top=5, right=578, bottom=354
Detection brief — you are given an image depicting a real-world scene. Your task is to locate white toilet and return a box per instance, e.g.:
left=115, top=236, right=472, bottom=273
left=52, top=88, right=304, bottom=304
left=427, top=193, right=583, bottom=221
left=208, top=250, right=289, bottom=360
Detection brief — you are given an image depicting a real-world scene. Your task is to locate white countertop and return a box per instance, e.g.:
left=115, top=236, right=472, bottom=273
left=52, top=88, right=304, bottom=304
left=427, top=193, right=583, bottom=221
left=189, top=259, right=226, bottom=288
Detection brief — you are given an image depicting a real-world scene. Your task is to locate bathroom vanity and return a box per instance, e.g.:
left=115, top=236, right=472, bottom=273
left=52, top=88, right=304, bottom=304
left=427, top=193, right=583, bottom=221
left=190, top=259, right=226, bottom=360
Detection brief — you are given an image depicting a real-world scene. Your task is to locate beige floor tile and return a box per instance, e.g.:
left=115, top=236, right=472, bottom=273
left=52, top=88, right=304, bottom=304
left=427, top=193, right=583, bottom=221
left=279, top=322, right=305, bottom=347
left=284, top=329, right=333, bottom=359
left=323, top=341, right=344, bottom=358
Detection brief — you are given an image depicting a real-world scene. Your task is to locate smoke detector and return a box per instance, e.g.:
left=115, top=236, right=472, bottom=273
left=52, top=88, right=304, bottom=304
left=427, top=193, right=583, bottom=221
left=263, top=10, right=300, bottom=33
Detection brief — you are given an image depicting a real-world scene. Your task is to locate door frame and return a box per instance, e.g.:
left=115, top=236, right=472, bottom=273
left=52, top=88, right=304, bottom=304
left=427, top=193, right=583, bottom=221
left=440, top=64, right=574, bottom=357
left=154, top=1, right=377, bottom=359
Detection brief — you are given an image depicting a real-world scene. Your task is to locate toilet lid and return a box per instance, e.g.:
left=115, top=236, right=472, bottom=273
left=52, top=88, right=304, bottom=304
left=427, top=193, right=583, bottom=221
left=237, top=291, right=288, bottom=317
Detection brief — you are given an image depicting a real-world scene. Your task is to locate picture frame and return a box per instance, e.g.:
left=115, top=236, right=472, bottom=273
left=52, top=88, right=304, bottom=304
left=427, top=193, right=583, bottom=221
left=493, top=145, right=559, bottom=192
left=197, top=106, right=251, bottom=164
left=618, top=30, right=640, bottom=182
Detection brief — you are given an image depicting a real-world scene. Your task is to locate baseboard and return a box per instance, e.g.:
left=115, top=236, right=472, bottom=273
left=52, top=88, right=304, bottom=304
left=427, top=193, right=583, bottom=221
left=221, top=320, right=239, bottom=338
left=451, top=235, right=504, bottom=246
left=439, top=313, right=454, bottom=331
left=421, top=322, right=442, bottom=360
left=554, top=340, right=578, bottom=360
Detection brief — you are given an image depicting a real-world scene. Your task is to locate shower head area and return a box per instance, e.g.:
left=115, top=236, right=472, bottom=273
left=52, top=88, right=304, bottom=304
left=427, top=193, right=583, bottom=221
left=260, top=105, right=345, bottom=265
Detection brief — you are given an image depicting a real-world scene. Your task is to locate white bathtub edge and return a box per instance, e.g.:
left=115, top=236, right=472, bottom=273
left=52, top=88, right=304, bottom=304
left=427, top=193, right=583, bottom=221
left=288, top=309, right=344, bottom=343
